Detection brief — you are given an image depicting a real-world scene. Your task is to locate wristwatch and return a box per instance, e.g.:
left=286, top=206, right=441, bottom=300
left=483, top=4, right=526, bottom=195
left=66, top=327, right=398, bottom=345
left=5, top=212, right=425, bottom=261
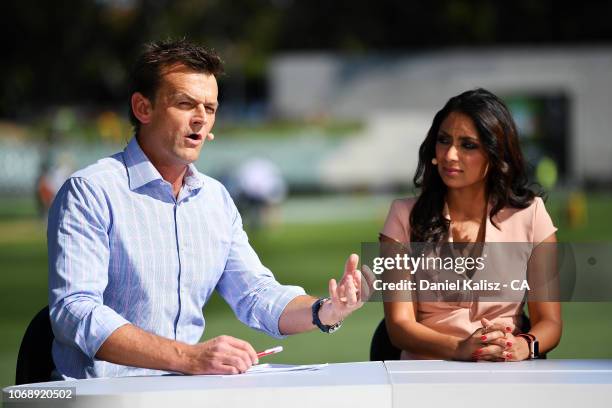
left=311, top=298, right=343, bottom=334
left=517, top=333, right=539, bottom=359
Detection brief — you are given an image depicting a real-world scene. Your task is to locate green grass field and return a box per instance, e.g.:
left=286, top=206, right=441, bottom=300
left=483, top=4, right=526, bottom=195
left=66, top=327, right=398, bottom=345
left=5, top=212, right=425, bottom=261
left=1, top=193, right=611, bottom=389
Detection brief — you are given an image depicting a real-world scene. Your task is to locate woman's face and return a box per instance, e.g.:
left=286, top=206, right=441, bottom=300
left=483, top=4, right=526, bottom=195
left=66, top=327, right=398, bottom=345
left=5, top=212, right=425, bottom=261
left=434, top=111, right=489, bottom=191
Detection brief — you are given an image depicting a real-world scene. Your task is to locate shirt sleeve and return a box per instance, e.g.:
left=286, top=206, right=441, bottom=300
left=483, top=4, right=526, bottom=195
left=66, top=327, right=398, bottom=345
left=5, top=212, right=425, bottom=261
left=215, top=192, right=305, bottom=338
left=381, top=199, right=411, bottom=243
left=531, top=196, right=558, bottom=244
left=48, top=177, right=130, bottom=360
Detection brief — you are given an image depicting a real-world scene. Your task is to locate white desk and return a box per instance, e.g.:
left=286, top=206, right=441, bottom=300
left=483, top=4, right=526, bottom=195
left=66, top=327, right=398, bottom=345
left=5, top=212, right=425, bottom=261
left=386, top=359, right=612, bottom=408
left=3, top=360, right=611, bottom=408
left=2, top=361, right=391, bottom=408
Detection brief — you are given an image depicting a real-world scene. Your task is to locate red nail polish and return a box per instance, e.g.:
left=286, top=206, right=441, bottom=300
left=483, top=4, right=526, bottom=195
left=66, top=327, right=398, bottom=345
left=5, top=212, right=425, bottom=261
left=476, top=348, right=482, bottom=354
left=506, top=341, right=513, bottom=347
left=481, top=335, right=487, bottom=341
left=505, top=326, right=512, bottom=332
left=507, top=353, right=512, bottom=359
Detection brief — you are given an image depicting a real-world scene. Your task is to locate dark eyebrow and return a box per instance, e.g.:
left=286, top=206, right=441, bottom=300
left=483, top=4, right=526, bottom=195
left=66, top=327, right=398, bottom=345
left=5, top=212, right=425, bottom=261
left=437, top=130, right=479, bottom=142
left=172, top=92, right=195, bottom=101
left=172, top=92, right=218, bottom=108
left=459, top=136, right=479, bottom=143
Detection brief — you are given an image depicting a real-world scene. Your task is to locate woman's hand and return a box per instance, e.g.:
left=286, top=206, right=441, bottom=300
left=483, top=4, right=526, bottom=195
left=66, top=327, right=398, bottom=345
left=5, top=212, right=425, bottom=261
left=454, top=326, right=506, bottom=361
left=482, top=331, right=531, bottom=361
left=478, top=318, right=530, bottom=361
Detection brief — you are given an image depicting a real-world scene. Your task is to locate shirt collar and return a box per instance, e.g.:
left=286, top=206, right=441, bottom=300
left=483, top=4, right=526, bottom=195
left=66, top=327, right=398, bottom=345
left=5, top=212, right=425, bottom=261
left=442, top=199, right=494, bottom=221
left=123, top=137, right=204, bottom=191
left=183, top=162, right=204, bottom=191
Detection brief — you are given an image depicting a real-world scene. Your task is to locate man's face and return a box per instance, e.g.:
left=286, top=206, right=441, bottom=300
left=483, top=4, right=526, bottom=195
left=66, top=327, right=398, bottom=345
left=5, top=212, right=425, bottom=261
left=139, top=63, right=218, bottom=168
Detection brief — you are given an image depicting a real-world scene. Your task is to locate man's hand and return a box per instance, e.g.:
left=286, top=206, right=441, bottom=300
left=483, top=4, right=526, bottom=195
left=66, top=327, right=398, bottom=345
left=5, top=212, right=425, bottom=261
left=182, top=335, right=258, bottom=375
left=318, top=253, right=364, bottom=325
left=96, top=324, right=258, bottom=375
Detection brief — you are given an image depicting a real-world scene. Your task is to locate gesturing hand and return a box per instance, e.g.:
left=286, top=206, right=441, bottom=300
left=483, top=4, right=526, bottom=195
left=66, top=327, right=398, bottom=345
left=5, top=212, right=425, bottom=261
left=318, top=253, right=364, bottom=325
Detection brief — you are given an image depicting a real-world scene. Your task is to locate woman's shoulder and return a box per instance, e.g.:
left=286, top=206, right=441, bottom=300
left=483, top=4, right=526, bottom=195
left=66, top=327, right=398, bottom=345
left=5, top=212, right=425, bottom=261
left=382, top=196, right=418, bottom=243
left=498, top=196, right=546, bottom=220
left=389, top=196, right=418, bottom=215
left=493, top=196, right=556, bottom=243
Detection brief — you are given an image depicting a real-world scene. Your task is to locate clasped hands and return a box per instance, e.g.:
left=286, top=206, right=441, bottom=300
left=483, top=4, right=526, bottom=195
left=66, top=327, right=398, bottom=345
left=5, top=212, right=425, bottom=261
left=456, top=318, right=531, bottom=362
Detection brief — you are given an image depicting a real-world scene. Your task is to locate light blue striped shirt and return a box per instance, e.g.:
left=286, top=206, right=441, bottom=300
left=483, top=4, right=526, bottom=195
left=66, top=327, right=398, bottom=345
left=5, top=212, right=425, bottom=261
left=47, top=137, right=305, bottom=379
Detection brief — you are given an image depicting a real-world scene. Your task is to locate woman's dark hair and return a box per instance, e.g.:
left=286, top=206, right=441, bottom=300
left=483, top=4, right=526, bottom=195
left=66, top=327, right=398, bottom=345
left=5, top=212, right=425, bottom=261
left=128, top=38, right=224, bottom=133
left=410, top=88, right=539, bottom=243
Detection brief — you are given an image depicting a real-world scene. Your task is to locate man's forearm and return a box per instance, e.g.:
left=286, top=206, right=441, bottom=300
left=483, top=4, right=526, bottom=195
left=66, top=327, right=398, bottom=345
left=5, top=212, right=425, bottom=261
left=278, top=295, right=318, bottom=335
left=278, top=295, right=342, bottom=335
left=95, top=324, right=191, bottom=373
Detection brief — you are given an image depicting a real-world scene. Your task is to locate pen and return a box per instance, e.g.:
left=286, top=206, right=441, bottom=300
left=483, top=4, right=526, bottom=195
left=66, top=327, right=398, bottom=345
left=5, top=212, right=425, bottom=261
left=256, top=346, right=283, bottom=358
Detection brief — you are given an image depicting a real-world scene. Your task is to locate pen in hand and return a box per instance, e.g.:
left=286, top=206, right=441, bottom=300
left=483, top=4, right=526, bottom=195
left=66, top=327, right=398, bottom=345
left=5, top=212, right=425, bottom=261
left=256, top=346, right=283, bottom=360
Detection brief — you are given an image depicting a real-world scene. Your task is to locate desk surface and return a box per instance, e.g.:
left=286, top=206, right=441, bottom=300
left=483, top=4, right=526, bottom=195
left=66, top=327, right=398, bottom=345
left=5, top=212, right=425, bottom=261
left=2, top=361, right=391, bottom=408
left=386, top=359, right=612, bottom=408
left=386, top=359, right=612, bottom=382
left=3, top=360, right=612, bottom=408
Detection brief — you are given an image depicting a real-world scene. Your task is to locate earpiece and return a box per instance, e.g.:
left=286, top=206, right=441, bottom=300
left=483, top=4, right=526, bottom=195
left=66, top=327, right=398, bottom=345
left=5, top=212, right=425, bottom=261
left=499, top=161, right=509, bottom=174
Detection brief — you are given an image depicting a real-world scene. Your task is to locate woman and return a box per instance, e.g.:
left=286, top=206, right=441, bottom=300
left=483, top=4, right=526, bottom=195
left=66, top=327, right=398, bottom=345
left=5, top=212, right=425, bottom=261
left=381, top=88, right=562, bottom=361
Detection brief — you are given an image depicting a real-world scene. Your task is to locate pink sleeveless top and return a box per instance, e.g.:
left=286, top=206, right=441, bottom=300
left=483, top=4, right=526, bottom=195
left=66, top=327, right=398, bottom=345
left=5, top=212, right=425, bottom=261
left=381, top=196, right=557, bottom=359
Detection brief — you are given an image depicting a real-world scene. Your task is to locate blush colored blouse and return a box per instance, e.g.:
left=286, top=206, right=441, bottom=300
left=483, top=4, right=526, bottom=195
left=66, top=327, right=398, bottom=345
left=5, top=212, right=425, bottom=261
left=381, top=196, right=557, bottom=359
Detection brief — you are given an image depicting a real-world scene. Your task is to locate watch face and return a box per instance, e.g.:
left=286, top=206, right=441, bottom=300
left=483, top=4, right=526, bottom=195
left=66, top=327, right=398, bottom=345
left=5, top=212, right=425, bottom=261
left=327, top=320, right=343, bottom=334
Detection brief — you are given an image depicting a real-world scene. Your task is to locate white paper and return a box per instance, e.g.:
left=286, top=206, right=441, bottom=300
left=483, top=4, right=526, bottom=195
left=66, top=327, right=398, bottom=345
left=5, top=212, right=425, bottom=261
left=243, top=363, right=328, bottom=375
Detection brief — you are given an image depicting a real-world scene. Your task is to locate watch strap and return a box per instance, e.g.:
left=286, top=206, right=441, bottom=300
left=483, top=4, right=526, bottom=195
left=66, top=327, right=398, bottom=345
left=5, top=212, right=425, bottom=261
left=517, top=333, right=539, bottom=359
left=311, top=298, right=343, bottom=334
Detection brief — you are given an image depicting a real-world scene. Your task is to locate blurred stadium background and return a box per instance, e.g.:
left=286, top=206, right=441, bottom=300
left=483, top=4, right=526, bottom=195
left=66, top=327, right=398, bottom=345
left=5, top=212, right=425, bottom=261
left=1, top=0, right=612, bottom=388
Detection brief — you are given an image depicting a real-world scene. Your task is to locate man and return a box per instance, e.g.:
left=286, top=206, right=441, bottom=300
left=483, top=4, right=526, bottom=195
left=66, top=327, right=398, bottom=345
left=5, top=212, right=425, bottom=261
left=48, top=39, right=363, bottom=379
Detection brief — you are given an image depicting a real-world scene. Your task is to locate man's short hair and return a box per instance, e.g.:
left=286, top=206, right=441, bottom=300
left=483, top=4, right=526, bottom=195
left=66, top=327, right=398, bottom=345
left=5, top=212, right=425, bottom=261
left=128, top=39, right=224, bottom=132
